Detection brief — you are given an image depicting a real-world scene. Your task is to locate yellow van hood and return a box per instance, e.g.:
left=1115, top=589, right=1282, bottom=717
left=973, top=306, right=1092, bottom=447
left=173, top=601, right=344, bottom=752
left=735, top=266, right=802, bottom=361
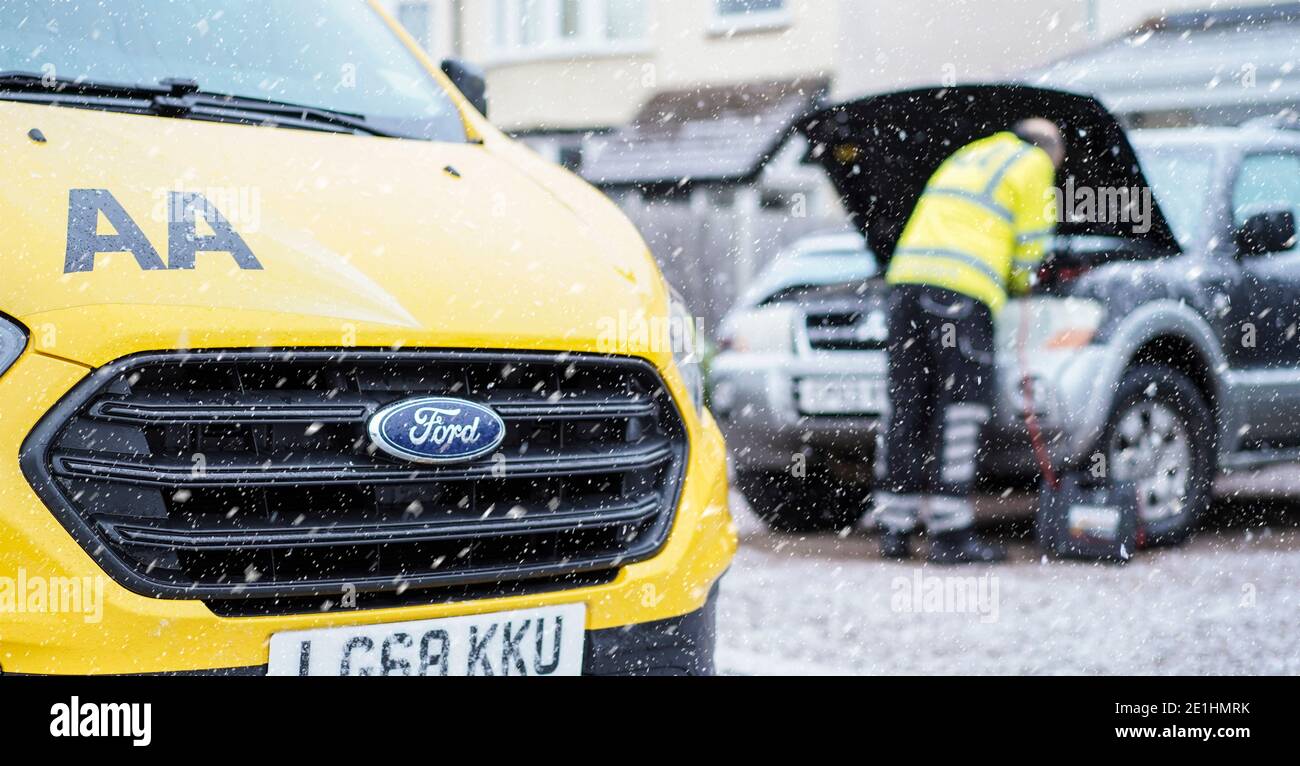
left=0, top=103, right=665, bottom=367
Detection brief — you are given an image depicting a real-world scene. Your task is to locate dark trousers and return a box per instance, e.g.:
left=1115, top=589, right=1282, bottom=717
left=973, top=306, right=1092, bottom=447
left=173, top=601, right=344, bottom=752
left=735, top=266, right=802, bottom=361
left=873, top=284, right=995, bottom=534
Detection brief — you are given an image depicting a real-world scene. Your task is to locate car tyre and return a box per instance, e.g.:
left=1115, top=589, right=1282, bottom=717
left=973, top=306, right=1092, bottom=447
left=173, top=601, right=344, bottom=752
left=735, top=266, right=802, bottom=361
left=1100, top=364, right=1215, bottom=546
left=735, top=468, right=867, bottom=534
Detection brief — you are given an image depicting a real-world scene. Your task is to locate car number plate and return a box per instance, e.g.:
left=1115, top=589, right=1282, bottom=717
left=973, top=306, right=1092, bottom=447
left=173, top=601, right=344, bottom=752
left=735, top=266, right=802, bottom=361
left=797, top=376, right=888, bottom=415
left=267, top=603, right=586, bottom=676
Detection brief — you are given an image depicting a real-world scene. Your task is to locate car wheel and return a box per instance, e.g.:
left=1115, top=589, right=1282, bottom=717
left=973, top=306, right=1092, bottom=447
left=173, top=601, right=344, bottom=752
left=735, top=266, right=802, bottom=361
left=735, top=468, right=867, bottom=534
left=1101, top=364, right=1215, bottom=546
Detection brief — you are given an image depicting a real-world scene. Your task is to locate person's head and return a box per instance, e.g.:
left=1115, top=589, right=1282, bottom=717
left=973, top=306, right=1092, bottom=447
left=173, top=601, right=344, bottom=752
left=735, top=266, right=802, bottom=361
left=1013, top=117, right=1066, bottom=169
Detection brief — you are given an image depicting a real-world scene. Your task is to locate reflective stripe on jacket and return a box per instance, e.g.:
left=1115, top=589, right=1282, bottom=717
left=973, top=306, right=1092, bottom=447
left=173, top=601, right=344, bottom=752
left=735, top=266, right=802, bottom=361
left=886, top=132, right=1057, bottom=313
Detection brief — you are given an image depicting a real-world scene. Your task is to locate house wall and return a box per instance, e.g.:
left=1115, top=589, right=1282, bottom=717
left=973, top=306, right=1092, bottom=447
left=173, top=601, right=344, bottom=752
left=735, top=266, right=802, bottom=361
left=459, top=0, right=839, bottom=133
left=380, top=1, right=1277, bottom=130
left=831, top=0, right=1092, bottom=101
left=831, top=0, right=1275, bottom=105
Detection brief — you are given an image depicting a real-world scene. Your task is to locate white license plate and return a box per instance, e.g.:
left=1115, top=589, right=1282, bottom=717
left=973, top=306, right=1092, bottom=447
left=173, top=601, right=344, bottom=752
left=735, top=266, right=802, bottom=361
left=268, top=603, right=586, bottom=677
left=797, top=376, right=888, bottom=415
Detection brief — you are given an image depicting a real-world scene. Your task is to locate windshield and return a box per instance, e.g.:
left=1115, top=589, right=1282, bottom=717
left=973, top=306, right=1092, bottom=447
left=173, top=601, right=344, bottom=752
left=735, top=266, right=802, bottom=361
left=0, top=0, right=466, bottom=141
left=1133, top=145, right=1216, bottom=246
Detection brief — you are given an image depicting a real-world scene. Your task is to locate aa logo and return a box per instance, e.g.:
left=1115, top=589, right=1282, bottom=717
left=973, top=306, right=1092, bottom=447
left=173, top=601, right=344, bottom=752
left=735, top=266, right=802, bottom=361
left=64, top=189, right=262, bottom=273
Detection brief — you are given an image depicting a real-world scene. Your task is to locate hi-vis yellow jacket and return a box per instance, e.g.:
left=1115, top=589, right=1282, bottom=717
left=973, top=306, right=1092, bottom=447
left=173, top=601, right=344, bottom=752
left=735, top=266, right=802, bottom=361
left=887, top=132, right=1057, bottom=313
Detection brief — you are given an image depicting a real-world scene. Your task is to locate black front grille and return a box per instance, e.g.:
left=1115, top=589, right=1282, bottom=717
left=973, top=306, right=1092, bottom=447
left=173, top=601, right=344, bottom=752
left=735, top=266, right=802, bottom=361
left=804, top=305, right=888, bottom=352
left=22, top=350, right=687, bottom=610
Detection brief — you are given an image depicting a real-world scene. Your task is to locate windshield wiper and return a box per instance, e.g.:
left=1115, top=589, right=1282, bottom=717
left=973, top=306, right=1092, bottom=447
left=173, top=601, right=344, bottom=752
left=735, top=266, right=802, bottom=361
left=150, top=78, right=401, bottom=138
left=0, top=70, right=166, bottom=110
left=0, top=72, right=399, bottom=138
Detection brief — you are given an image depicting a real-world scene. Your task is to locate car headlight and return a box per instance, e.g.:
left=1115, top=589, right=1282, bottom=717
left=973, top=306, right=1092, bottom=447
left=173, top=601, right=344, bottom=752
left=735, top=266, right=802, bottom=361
left=718, top=304, right=796, bottom=354
left=668, top=289, right=705, bottom=417
left=998, top=297, right=1106, bottom=352
left=0, top=315, right=26, bottom=378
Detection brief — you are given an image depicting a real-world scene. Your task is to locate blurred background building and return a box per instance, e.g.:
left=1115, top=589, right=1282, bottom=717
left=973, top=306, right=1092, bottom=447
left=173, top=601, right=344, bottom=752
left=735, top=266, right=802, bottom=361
left=379, top=0, right=1300, bottom=321
left=1030, top=3, right=1300, bottom=127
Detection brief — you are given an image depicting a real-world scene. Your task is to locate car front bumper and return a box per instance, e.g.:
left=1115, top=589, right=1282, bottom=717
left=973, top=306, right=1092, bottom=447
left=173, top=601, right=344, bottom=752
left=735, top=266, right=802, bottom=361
left=709, top=350, right=886, bottom=473
left=710, top=341, right=1120, bottom=480
left=0, top=351, right=737, bottom=676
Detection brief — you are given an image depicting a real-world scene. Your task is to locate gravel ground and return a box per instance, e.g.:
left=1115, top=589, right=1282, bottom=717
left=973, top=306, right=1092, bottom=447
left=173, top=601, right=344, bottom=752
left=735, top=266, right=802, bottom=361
left=717, top=475, right=1300, bottom=676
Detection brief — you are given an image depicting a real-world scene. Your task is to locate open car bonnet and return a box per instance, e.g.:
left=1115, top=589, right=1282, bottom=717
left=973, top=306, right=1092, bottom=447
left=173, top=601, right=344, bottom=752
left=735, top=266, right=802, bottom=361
left=797, top=84, right=1182, bottom=265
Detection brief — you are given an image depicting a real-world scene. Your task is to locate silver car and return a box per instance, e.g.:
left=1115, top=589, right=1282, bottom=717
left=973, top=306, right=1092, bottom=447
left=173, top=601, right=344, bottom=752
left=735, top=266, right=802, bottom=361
left=715, top=84, right=1300, bottom=545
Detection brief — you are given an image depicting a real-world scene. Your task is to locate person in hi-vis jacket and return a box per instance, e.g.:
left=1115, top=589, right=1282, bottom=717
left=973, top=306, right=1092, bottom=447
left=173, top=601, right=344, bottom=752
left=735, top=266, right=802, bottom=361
left=869, top=118, right=1065, bottom=563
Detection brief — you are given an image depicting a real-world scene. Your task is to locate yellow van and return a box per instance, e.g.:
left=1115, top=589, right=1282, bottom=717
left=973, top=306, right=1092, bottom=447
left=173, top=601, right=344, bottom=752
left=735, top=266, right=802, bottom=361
left=0, top=0, right=734, bottom=676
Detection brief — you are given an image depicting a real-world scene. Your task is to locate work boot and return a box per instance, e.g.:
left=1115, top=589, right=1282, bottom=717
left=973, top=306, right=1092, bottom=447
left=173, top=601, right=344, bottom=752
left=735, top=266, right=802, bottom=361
left=927, top=529, right=1006, bottom=565
left=879, top=530, right=912, bottom=560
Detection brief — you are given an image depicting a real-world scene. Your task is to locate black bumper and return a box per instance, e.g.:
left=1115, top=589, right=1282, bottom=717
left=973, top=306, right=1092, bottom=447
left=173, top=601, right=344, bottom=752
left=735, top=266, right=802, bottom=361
left=584, top=585, right=718, bottom=677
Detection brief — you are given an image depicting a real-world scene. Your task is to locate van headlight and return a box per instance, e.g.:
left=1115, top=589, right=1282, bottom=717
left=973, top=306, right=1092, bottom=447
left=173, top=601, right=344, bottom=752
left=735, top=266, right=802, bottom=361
left=668, top=289, right=705, bottom=417
left=0, top=316, right=26, bottom=378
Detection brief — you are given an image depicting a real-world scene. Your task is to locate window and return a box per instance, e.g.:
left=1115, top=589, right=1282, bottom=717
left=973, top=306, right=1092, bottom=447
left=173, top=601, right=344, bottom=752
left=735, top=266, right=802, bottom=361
left=1134, top=147, right=1216, bottom=247
left=494, top=0, right=510, bottom=47
left=605, top=0, right=645, bottom=40
left=491, top=0, right=647, bottom=57
left=1234, top=154, right=1300, bottom=249
left=396, top=0, right=432, bottom=50
left=717, top=0, right=786, bottom=15
left=518, top=0, right=546, bottom=45
left=561, top=0, right=583, bottom=38
left=713, top=0, right=789, bottom=31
